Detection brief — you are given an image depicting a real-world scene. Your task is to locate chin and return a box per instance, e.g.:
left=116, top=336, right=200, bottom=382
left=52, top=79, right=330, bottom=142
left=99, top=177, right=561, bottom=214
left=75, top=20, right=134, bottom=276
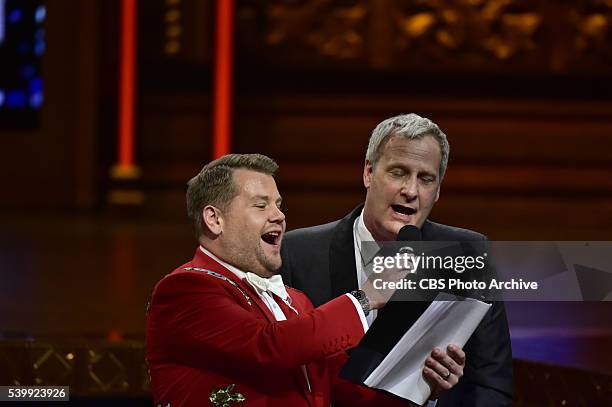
left=374, top=226, right=396, bottom=241
left=388, top=221, right=407, bottom=234
left=382, top=221, right=415, bottom=240
left=264, top=258, right=282, bottom=273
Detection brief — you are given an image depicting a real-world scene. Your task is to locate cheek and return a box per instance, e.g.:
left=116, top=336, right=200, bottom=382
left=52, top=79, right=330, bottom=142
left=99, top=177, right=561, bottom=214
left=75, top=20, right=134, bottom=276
left=423, top=190, right=438, bottom=207
left=242, top=216, right=261, bottom=231
left=378, top=181, right=399, bottom=201
left=371, top=175, right=388, bottom=194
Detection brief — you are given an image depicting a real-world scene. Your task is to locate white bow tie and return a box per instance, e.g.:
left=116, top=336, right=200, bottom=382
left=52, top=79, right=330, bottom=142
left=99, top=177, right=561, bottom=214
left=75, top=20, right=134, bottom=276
left=244, top=272, right=290, bottom=302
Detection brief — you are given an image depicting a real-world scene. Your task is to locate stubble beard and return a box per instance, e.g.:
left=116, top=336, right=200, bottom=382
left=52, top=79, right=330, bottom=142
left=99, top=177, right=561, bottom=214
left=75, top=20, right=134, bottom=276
left=225, top=237, right=280, bottom=277
left=255, top=242, right=281, bottom=276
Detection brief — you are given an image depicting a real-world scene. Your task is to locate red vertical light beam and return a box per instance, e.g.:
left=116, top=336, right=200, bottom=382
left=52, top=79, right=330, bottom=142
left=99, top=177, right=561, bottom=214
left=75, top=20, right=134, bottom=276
left=212, top=0, right=234, bottom=158
left=118, top=0, right=137, bottom=168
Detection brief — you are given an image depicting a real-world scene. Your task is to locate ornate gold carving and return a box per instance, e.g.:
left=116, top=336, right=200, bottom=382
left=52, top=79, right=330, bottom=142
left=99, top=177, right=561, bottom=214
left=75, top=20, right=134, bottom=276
left=572, top=6, right=612, bottom=56
left=238, top=0, right=369, bottom=60
left=395, top=0, right=542, bottom=60
left=484, top=11, right=541, bottom=60
left=235, top=1, right=612, bottom=72
left=306, top=5, right=366, bottom=59
left=264, top=0, right=367, bottom=60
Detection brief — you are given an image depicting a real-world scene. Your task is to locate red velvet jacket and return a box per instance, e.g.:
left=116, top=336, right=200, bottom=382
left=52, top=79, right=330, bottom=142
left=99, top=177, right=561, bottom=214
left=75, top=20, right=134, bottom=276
left=146, top=248, right=408, bottom=407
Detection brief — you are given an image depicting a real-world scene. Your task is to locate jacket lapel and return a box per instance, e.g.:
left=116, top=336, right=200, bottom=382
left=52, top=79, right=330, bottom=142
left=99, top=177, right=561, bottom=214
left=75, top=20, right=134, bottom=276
left=329, top=205, right=363, bottom=297
left=191, top=248, right=277, bottom=323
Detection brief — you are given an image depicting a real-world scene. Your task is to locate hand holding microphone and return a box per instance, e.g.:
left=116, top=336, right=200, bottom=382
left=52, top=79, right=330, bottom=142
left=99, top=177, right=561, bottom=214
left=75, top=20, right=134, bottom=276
left=360, top=225, right=422, bottom=310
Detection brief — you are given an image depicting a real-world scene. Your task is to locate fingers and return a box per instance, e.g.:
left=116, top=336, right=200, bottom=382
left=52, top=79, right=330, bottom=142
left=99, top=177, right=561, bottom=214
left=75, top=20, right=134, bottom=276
left=423, top=345, right=466, bottom=400
left=423, top=365, right=452, bottom=396
left=430, top=347, right=464, bottom=381
left=425, top=356, right=457, bottom=387
left=447, top=343, right=466, bottom=367
left=362, top=264, right=412, bottom=309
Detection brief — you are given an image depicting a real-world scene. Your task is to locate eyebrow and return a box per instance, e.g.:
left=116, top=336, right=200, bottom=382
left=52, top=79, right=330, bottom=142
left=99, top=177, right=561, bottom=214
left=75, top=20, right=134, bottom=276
left=419, top=170, right=437, bottom=177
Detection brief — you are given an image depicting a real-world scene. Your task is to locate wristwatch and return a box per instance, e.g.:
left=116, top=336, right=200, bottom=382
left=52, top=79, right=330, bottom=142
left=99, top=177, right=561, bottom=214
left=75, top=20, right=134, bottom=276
left=350, top=290, right=371, bottom=317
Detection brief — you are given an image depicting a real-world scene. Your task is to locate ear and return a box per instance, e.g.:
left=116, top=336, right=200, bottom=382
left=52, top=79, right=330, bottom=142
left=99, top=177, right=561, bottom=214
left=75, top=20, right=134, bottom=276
left=202, top=205, right=223, bottom=236
left=363, top=160, right=373, bottom=189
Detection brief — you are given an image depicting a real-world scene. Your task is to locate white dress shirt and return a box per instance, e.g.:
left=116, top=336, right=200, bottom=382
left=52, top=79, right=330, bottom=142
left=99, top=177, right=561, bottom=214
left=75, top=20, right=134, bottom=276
left=353, top=210, right=381, bottom=326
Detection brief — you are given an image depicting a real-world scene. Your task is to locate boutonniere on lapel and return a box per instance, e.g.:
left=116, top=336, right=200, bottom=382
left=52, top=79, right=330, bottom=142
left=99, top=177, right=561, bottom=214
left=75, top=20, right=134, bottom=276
left=209, top=384, right=246, bottom=406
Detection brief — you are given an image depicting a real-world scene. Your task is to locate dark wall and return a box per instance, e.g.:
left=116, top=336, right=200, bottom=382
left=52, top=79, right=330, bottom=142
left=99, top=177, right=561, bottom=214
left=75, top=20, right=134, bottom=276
left=0, top=0, right=100, bottom=210
left=136, top=92, right=612, bottom=239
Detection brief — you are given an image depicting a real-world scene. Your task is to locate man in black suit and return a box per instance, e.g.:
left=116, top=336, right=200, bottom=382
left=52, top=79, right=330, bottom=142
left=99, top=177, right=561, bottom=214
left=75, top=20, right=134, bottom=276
left=280, top=113, right=513, bottom=406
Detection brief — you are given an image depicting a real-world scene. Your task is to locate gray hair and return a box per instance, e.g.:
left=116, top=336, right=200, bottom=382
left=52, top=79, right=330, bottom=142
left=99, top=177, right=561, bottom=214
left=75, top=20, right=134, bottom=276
left=186, top=153, right=279, bottom=237
left=366, top=113, right=450, bottom=180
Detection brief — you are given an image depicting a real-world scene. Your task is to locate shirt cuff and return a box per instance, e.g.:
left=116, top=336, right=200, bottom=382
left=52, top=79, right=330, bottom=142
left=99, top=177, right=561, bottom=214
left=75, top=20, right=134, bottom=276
left=425, top=400, right=437, bottom=407
left=345, top=293, right=369, bottom=333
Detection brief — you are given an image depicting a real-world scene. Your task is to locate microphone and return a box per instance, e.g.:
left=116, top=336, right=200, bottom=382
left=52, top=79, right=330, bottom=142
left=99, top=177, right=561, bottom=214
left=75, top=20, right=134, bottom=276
left=397, top=225, right=421, bottom=242
left=395, top=225, right=421, bottom=274
left=374, top=225, right=421, bottom=260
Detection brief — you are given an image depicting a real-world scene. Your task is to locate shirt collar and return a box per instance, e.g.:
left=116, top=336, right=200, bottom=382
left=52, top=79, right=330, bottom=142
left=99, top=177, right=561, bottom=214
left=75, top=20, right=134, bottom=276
left=198, top=245, right=291, bottom=303
left=354, top=209, right=382, bottom=266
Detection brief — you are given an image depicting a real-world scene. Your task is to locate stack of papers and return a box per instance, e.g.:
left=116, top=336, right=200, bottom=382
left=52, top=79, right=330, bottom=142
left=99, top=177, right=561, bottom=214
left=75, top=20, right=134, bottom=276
left=344, top=293, right=491, bottom=405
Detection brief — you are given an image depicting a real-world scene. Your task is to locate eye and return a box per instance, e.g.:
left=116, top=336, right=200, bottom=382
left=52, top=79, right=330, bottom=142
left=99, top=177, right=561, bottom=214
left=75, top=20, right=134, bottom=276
left=254, top=203, right=267, bottom=209
left=420, top=175, right=436, bottom=184
left=389, top=168, right=405, bottom=177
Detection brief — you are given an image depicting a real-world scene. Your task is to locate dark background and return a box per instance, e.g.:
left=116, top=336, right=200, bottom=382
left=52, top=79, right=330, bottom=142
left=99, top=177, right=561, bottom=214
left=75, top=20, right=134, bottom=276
left=1, top=1, right=612, bottom=404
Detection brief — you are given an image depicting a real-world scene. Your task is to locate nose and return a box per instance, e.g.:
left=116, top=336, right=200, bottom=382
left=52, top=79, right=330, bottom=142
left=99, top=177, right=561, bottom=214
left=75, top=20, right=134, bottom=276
left=401, top=176, right=418, bottom=201
left=269, top=205, right=285, bottom=224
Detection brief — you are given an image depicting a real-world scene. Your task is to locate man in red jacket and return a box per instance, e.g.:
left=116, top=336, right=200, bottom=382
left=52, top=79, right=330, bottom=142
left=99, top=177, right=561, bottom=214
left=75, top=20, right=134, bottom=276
left=146, top=153, right=464, bottom=407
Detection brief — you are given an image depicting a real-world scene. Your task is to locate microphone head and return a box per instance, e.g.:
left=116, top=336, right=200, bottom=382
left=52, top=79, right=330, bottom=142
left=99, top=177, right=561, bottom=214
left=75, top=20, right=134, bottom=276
left=397, top=225, right=422, bottom=241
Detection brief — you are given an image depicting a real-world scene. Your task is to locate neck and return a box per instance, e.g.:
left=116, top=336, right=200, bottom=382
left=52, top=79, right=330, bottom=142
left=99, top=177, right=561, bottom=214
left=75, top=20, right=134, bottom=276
left=254, top=270, right=275, bottom=278
left=199, top=244, right=277, bottom=279
left=362, top=210, right=393, bottom=241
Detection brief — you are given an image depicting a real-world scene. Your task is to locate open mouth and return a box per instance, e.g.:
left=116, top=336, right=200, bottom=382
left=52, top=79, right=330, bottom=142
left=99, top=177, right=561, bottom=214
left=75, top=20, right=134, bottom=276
left=391, top=204, right=416, bottom=216
left=261, top=231, right=281, bottom=246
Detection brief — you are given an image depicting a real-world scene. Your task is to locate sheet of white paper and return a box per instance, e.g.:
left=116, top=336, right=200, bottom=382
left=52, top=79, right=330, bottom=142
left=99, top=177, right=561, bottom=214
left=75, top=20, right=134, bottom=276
left=363, top=293, right=491, bottom=405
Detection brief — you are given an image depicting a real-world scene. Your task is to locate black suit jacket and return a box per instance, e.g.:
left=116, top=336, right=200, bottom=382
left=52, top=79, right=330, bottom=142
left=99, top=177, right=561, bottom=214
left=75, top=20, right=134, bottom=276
left=280, top=205, right=513, bottom=406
